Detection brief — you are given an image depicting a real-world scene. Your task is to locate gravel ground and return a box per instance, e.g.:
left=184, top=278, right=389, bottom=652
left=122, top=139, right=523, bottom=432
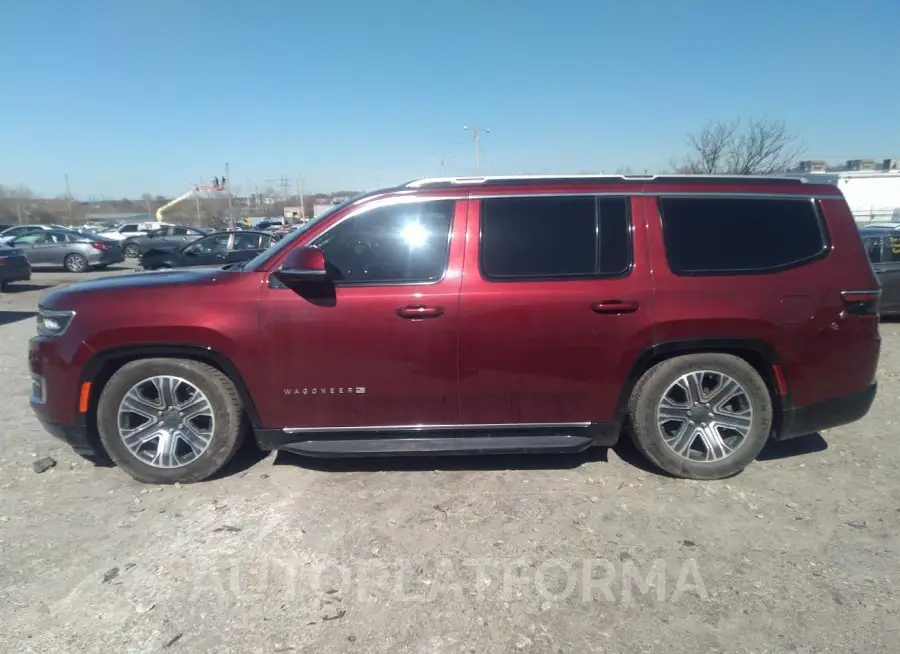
left=1, top=265, right=898, bottom=653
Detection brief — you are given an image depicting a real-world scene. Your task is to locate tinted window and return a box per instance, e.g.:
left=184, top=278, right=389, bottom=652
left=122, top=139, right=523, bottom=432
left=659, top=198, right=826, bottom=275
left=15, top=232, right=47, bottom=244
left=171, top=226, right=189, bottom=235
left=5, top=226, right=35, bottom=237
left=480, top=196, right=630, bottom=279
left=861, top=236, right=882, bottom=263
left=233, top=232, right=263, bottom=250
left=313, top=200, right=454, bottom=283
left=886, top=235, right=900, bottom=263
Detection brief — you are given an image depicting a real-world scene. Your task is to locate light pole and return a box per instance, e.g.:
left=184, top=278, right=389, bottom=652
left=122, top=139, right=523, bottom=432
left=463, top=125, right=489, bottom=174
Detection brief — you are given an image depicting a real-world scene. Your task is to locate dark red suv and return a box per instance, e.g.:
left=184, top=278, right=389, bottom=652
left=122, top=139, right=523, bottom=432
left=29, top=175, right=881, bottom=484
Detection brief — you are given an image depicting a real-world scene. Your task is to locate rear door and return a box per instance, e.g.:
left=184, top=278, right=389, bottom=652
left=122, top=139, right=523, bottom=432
left=457, top=193, right=653, bottom=428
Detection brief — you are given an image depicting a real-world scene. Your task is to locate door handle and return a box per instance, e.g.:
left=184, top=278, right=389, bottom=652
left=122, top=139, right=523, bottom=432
left=591, top=300, right=640, bottom=314
left=396, top=305, right=444, bottom=319
left=214, top=253, right=227, bottom=259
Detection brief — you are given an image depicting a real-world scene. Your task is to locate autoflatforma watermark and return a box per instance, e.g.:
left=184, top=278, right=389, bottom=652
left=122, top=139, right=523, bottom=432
left=190, top=556, right=708, bottom=605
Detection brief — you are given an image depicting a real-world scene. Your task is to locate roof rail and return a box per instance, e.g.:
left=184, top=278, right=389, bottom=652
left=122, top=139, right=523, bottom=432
left=404, top=174, right=809, bottom=188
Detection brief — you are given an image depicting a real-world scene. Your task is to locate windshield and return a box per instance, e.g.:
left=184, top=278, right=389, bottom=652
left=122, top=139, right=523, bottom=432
left=240, top=199, right=354, bottom=272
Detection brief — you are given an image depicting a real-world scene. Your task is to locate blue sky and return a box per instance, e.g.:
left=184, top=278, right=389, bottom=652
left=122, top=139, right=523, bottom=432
left=2, top=0, right=898, bottom=197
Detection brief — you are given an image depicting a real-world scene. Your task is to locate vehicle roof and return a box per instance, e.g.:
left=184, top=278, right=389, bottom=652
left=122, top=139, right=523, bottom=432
left=395, top=174, right=843, bottom=196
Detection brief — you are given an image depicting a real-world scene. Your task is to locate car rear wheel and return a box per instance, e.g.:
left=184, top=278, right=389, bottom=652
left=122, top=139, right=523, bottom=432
left=96, top=358, right=245, bottom=484
left=627, top=353, right=773, bottom=480
left=64, top=253, right=88, bottom=273
left=124, top=243, right=139, bottom=258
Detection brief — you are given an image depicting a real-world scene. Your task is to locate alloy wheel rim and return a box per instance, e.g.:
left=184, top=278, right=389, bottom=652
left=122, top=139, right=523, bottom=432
left=67, top=256, right=85, bottom=272
left=655, top=370, right=753, bottom=462
left=116, top=375, right=215, bottom=469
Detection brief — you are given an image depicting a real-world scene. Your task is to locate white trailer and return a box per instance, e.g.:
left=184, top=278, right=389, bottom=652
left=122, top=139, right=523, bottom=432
left=782, top=171, right=900, bottom=224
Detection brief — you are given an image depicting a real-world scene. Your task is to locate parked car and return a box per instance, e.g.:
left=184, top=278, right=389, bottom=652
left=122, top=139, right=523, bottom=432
left=139, top=230, right=276, bottom=270
left=0, top=244, right=31, bottom=290
left=29, top=174, right=879, bottom=485
left=95, top=221, right=170, bottom=241
left=11, top=229, right=124, bottom=272
left=860, top=226, right=900, bottom=315
left=121, top=225, right=209, bottom=258
left=0, top=223, right=69, bottom=245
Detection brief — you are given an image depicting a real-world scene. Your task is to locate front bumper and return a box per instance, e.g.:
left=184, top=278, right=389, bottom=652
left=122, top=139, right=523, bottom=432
left=0, top=257, right=31, bottom=283
left=776, top=382, right=877, bottom=440
left=33, top=416, right=105, bottom=460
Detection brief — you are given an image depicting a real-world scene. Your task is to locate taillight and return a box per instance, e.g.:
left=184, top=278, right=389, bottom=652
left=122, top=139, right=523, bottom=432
left=91, top=242, right=109, bottom=250
left=841, top=290, right=881, bottom=316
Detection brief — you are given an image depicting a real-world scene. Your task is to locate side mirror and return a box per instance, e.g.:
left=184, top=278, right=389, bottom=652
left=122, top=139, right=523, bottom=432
left=274, top=246, right=327, bottom=283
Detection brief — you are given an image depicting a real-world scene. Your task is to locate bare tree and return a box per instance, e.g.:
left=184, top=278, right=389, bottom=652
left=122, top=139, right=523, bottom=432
left=676, top=118, right=805, bottom=175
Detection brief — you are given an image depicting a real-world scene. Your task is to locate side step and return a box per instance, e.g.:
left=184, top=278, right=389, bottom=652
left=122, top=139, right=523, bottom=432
left=279, top=434, right=594, bottom=457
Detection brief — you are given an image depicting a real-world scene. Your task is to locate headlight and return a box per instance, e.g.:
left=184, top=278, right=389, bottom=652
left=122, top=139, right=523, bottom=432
left=36, top=308, right=76, bottom=337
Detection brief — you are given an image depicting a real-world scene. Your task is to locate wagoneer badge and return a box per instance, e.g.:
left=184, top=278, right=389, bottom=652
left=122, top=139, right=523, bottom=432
left=283, top=387, right=366, bottom=396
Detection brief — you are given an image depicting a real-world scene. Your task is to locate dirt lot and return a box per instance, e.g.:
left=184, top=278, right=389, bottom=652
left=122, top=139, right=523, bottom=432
left=1, top=266, right=898, bottom=653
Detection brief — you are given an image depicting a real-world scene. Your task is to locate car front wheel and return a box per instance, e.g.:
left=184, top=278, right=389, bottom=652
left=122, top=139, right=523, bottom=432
left=96, top=358, right=245, bottom=484
left=627, top=353, right=773, bottom=480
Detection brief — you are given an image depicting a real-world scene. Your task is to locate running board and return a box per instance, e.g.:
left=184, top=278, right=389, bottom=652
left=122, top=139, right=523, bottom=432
left=277, top=434, right=594, bottom=457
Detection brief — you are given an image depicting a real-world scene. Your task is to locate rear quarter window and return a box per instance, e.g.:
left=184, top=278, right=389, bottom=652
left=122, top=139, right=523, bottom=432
left=659, top=197, right=828, bottom=275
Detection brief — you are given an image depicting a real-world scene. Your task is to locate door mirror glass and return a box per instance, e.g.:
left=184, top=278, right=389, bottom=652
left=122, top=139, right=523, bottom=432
left=274, top=246, right=327, bottom=283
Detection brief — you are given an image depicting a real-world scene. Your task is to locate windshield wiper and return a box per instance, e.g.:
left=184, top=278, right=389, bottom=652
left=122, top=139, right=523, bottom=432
left=221, top=260, right=248, bottom=271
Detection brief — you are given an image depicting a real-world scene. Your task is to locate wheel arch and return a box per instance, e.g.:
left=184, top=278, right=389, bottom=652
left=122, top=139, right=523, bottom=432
left=614, top=338, right=787, bottom=435
left=79, top=344, right=262, bottom=440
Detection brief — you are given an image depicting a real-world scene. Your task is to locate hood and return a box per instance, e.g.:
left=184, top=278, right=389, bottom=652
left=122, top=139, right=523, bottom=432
left=40, top=267, right=228, bottom=309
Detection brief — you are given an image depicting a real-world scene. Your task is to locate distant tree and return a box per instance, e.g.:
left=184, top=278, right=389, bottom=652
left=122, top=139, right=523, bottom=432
left=675, top=118, right=805, bottom=175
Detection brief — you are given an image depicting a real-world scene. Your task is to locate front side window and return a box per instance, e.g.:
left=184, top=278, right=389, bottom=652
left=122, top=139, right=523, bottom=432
left=120, top=224, right=139, bottom=233
left=15, top=232, right=48, bottom=244
left=861, top=235, right=882, bottom=263
left=659, top=197, right=827, bottom=275
left=886, top=235, right=900, bottom=262
left=480, top=195, right=631, bottom=279
left=312, top=199, right=454, bottom=284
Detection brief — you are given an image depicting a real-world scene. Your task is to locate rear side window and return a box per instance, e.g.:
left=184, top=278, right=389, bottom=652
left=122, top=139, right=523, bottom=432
left=659, top=197, right=827, bottom=275
left=480, top=196, right=631, bottom=279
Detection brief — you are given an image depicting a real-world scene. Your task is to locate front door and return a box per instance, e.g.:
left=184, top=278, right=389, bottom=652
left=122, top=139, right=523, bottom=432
left=258, top=198, right=465, bottom=430
left=457, top=194, right=653, bottom=426
left=876, top=234, right=900, bottom=313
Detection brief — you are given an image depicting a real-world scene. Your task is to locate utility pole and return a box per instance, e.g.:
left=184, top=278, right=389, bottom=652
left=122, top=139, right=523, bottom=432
left=297, top=173, right=306, bottom=219
left=225, top=162, right=235, bottom=230
left=195, top=193, right=202, bottom=224
left=463, top=126, right=489, bottom=174
left=16, top=202, right=22, bottom=224
left=64, top=173, right=73, bottom=222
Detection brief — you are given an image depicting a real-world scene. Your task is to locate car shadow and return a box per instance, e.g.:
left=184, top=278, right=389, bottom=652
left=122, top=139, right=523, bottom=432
left=757, top=432, right=827, bottom=460
left=0, top=310, right=38, bottom=326
left=2, top=283, right=52, bottom=293
left=273, top=446, right=608, bottom=473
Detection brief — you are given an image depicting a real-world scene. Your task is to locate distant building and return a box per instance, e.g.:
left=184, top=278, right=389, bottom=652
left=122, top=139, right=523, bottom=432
left=284, top=206, right=304, bottom=219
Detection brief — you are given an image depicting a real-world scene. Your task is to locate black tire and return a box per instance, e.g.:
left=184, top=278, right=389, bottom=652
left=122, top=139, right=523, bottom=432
left=124, top=243, right=139, bottom=258
left=627, top=353, right=773, bottom=480
left=64, top=253, right=88, bottom=273
left=96, top=358, right=245, bottom=484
